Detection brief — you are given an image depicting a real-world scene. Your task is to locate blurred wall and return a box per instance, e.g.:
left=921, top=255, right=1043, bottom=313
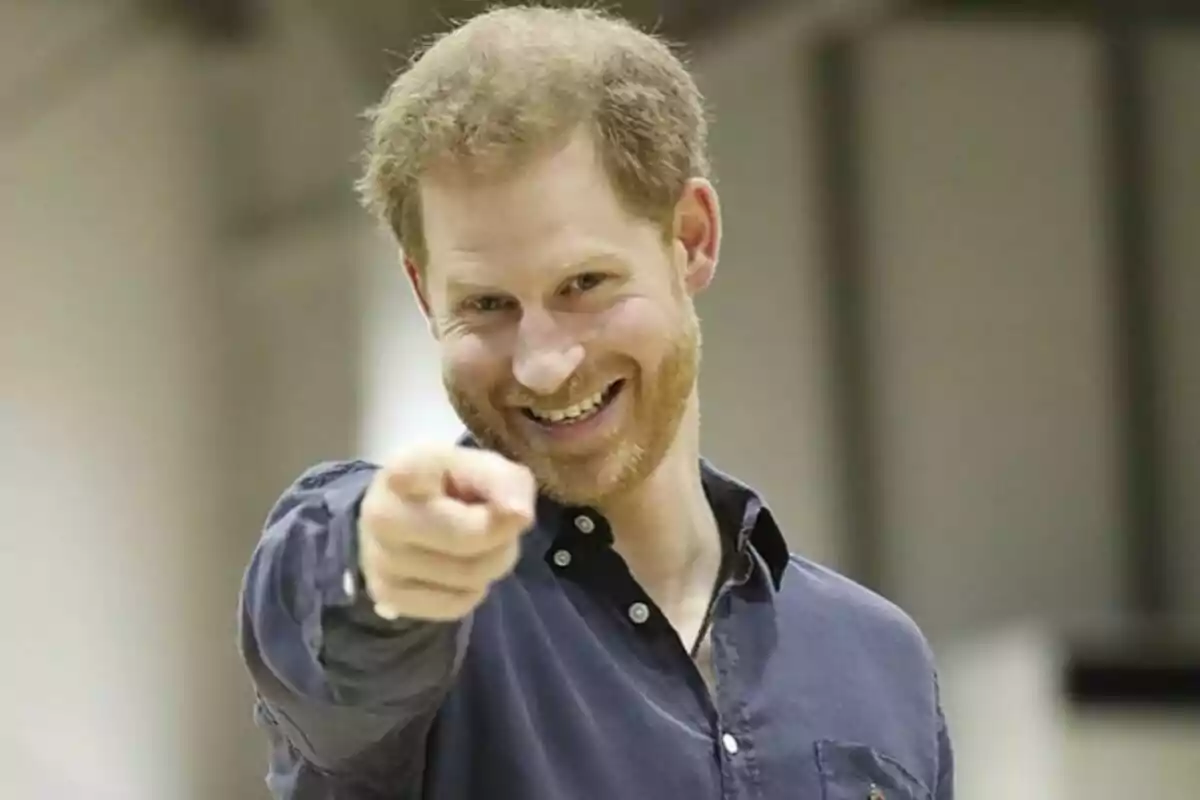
left=1065, top=708, right=1200, bottom=798
left=857, top=19, right=1200, bottom=800
left=215, top=4, right=374, bottom=797
left=0, top=6, right=224, bottom=799
left=939, top=624, right=1200, bottom=800
left=1146, top=31, right=1200, bottom=620
left=859, top=22, right=1124, bottom=639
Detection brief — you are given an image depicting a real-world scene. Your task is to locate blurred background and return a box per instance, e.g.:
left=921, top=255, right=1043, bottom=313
left=2, top=0, right=1197, bottom=797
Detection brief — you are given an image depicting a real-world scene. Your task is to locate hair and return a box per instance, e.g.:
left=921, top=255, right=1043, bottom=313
left=356, top=4, right=711, bottom=268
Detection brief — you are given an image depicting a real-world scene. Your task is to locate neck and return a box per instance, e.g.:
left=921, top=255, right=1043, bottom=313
left=597, top=392, right=722, bottom=605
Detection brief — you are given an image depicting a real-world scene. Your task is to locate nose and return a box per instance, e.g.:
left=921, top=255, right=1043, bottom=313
left=512, top=311, right=585, bottom=396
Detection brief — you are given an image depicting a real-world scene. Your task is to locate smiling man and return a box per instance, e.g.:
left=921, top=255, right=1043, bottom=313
left=238, top=7, right=954, bottom=800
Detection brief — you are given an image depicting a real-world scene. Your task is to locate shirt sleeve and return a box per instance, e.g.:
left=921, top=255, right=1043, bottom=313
left=934, top=677, right=955, bottom=800
left=237, top=460, right=472, bottom=796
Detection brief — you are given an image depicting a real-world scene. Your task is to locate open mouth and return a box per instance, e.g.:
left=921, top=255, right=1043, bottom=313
left=520, top=379, right=626, bottom=427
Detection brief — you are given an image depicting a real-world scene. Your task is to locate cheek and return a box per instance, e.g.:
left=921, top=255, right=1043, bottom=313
left=443, top=334, right=505, bottom=392
left=598, top=298, right=682, bottom=368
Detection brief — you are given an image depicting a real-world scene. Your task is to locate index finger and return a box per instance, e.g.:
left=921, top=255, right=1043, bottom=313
left=384, top=446, right=455, bottom=503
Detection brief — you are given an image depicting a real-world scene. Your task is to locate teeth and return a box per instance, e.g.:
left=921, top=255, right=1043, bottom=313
left=529, top=388, right=608, bottom=424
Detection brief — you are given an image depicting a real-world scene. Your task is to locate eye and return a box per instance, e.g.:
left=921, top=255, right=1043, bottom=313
left=462, top=295, right=516, bottom=314
left=562, top=272, right=608, bottom=296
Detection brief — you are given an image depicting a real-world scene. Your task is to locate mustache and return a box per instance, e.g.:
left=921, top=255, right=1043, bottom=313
left=501, top=373, right=619, bottom=408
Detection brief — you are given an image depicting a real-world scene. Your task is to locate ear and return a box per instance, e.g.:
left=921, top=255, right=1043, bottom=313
left=673, top=178, right=720, bottom=296
left=403, top=252, right=439, bottom=339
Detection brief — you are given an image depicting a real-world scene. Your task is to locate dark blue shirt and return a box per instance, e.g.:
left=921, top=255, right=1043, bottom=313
left=239, top=454, right=954, bottom=800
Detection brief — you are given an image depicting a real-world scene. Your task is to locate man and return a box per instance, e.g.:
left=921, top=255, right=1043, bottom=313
left=239, top=6, right=954, bottom=799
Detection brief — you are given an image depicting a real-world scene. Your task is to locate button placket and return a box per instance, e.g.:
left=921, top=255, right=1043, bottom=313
left=563, top=510, right=661, bottom=640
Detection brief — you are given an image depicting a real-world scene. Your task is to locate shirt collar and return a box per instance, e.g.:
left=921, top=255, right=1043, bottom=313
left=698, top=458, right=788, bottom=590
left=457, top=433, right=789, bottom=590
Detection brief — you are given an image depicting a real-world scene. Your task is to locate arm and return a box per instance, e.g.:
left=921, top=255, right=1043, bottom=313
left=238, top=461, right=470, bottom=795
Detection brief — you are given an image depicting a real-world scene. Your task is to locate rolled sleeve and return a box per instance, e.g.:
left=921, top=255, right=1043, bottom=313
left=240, top=461, right=377, bottom=702
left=238, top=460, right=469, bottom=792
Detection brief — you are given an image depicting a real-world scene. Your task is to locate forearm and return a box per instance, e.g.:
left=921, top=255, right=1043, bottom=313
left=238, top=460, right=468, bottom=772
left=242, top=601, right=470, bottom=771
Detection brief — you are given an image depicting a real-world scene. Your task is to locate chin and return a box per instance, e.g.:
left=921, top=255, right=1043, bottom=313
left=467, top=420, right=638, bottom=505
left=532, top=438, right=650, bottom=506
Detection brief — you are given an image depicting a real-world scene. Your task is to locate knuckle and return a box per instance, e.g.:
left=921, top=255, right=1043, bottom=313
left=362, top=542, right=421, bottom=590
left=419, top=560, right=464, bottom=591
left=357, top=531, right=382, bottom=572
left=361, top=546, right=397, bottom=587
left=359, top=499, right=398, bottom=539
left=358, top=493, right=385, bottom=528
left=432, top=553, right=484, bottom=590
left=465, top=555, right=499, bottom=587
left=361, top=570, right=395, bottom=608
left=394, top=545, right=443, bottom=585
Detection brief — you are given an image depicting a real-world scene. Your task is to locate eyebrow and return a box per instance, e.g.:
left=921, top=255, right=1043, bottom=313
left=443, top=253, right=627, bottom=297
left=444, top=278, right=502, bottom=297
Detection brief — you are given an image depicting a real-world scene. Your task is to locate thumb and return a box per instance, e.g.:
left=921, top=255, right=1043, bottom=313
left=445, top=449, right=537, bottom=519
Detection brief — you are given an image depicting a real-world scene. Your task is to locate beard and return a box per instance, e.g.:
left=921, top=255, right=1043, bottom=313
left=444, top=310, right=700, bottom=507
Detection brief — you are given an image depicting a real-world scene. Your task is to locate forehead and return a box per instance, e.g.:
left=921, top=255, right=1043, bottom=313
left=417, top=133, right=654, bottom=281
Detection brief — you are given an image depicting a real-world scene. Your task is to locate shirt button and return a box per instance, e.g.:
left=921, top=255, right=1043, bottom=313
left=573, top=514, right=595, bottom=533
left=341, top=568, right=356, bottom=600
left=721, top=732, right=739, bottom=755
left=552, top=549, right=572, bottom=568
left=628, top=602, right=650, bottom=624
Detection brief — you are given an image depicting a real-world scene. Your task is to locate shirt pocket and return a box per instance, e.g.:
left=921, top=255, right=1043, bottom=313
left=815, top=739, right=932, bottom=800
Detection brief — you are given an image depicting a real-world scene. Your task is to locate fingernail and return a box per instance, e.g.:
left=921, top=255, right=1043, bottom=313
left=374, top=602, right=401, bottom=621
